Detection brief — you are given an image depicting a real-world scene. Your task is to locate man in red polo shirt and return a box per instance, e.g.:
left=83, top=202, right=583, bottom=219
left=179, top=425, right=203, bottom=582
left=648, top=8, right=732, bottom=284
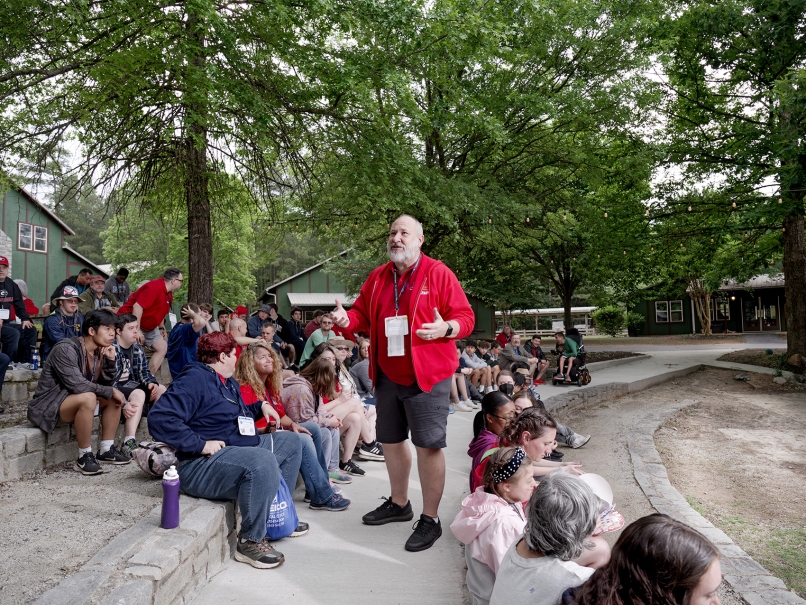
left=331, top=214, right=475, bottom=552
left=118, top=268, right=184, bottom=374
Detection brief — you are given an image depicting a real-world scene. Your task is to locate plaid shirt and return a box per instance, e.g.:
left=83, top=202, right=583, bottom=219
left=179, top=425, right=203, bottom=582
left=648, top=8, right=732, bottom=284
left=113, top=341, right=158, bottom=387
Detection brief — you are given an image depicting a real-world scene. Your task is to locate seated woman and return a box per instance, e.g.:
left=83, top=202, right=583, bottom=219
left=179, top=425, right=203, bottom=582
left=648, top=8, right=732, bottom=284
left=490, top=473, right=610, bottom=605
left=234, top=342, right=350, bottom=512
left=349, top=338, right=375, bottom=405
left=452, top=447, right=535, bottom=605
left=512, top=394, right=562, bottom=462
left=572, top=514, right=721, bottom=605
left=468, top=391, right=516, bottom=489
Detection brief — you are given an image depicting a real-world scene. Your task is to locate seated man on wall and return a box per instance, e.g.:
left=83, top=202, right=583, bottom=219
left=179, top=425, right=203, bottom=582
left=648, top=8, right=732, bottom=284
left=27, top=310, right=129, bottom=475
left=41, top=286, right=84, bottom=362
left=148, top=332, right=307, bottom=569
left=0, top=259, right=36, bottom=364
left=524, top=335, right=551, bottom=385
left=78, top=275, right=120, bottom=315
left=247, top=305, right=272, bottom=338
left=498, top=333, right=538, bottom=377
left=104, top=267, right=131, bottom=304
left=9, top=278, right=38, bottom=364
left=113, top=313, right=167, bottom=457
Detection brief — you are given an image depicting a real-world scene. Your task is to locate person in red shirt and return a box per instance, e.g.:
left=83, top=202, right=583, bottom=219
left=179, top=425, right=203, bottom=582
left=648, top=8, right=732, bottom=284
left=117, top=268, right=184, bottom=374
left=304, top=309, right=325, bottom=338
left=331, top=214, right=475, bottom=552
left=496, top=325, right=514, bottom=348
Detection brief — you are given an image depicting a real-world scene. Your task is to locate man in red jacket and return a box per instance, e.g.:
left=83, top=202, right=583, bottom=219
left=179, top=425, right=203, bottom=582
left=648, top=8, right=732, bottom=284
left=331, top=214, right=474, bottom=552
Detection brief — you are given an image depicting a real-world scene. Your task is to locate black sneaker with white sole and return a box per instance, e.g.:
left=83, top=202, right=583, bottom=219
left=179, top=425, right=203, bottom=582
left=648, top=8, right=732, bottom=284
left=358, top=441, right=385, bottom=461
left=362, top=497, right=414, bottom=525
left=405, top=515, right=442, bottom=552
left=235, top=538, right=285, bottom=569
left=74, top=452, right=103, bottom=475
left=290, top=521, right=310, bottom=537
left=339, top=459, right=365, bottom=476
left=96, top=445, right=131, bottom=465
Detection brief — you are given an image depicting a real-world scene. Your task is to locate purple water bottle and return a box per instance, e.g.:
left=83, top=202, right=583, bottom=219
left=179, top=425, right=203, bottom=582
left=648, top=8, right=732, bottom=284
left=161, top=465, right=181, bottom=529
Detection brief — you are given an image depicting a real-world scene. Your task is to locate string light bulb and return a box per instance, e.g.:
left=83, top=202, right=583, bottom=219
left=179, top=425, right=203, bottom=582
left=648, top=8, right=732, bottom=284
left=745, top=232, right=749, bottom=238
left=604, top=211, right=608, bottom=218
left=488, top=217, right=492, bottom=224
left=597, top=253, right=600, bottom=258
left=688, top=205, right=692, bottom=211
left=710, top=238, right=714, bottom=243
left=295, top=224, right=299, bottom=229
left=779, top=198, right=783, bottom=204
left=563, top=214, right=567, bottom=220
left=783, top=227, right=786, bottom=232
left=623, top=250, right=627, bottom=255
left=645, top=208, right=649, bottom=216
left=731, top=202, right=737, bottom=208
left=680, top=243, right=683, bottom=247
left=526, top=216, right=530, bottom=222
left=651, top=246, right=654, bottom=251
left=325, top=223, right=329, bottom=229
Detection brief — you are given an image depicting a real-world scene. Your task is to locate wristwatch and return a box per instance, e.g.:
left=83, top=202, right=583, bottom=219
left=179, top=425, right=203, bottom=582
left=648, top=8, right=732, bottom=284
left=444, top=322, right=453, bottom=338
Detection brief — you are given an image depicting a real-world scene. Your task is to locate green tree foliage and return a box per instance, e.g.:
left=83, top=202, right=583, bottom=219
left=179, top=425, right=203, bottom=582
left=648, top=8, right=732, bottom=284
left=654, top=0, right=806, bottom=354
left=49, top=174, right=110, bottom=264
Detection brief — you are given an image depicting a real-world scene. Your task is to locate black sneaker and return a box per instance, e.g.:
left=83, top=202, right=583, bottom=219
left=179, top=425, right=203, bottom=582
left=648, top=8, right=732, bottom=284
left=290, top=521, right=309, bottom=537
left=362, top=497, right=414, bottom=525
left=303, top=492, right=312, bottom=503
left=358, top=441, right=385, bottom=461
left=96, top=445, right=131, bottom=465
left=339, top=459, right=365, bottom=476
left=405, top=515, right=442, bottom=552
left=0, top=405, right=4, bottom=413
left=546, top=450, right=564, bottom=462
left=235, top=538, right=284, bottom=569
left=74, top=451, right=103, bottom=475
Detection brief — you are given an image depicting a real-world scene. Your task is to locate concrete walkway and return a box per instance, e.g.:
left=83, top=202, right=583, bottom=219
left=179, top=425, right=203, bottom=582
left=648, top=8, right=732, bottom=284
left=190, top=346, right=754, bottom=605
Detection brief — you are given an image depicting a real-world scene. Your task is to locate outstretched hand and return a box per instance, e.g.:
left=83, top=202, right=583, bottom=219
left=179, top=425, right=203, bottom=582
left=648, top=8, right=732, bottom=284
left=331, top=299, right=350, bottom=328
left=415, top=308, right=449, bottom=341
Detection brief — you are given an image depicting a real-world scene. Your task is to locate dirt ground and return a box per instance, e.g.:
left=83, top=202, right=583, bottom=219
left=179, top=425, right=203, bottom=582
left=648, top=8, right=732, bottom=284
left=718, top=349, right=804, bottom=375
left=0, top=462, right=161, bottom=604
left=655, top=369, right=806, bottom=597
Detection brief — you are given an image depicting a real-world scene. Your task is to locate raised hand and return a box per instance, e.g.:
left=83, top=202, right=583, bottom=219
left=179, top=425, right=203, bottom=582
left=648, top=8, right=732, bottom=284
left=331, top=299, right=350, bottom=328
left=415, top=307, right=448, bottom=341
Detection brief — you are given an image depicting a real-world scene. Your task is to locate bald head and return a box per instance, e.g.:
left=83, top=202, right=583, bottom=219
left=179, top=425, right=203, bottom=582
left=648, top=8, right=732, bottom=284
left=228, top=317, right=246, bottom=336
left=388, top=215, right=424, bottom=264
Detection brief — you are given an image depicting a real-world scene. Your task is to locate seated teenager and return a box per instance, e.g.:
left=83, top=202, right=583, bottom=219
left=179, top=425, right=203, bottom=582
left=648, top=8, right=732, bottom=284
left=28, top=309, right=129, bottom=475
left=489, top=473, right=610, bottom=605
left=114, top=313, right=167, bottom=457
left=286, top=306, right=307, bottom=365
left=260, top=323, right=295, bottom=379
left=554, top=331, right=578, bottom=383
left=524, top=335, right=550, bottom=385
left=281, top=356, right=352, bottom=485
left=349, top=338, right=375, bottom=405
left=462, top=339, right=493, bottom=393
left=167, top=302, right=211, bottom=378
left=147, top=332, right=308, bottom=569
left=571, top=514, right=721, bottom=605
left=212, top=308, right=230, bottom=332
left=234, top=342, right=350, bottom=511
left=468, top=391, right=517, bottom=489
left=452, top=343, right=477, bottom=412
left=198, top=303, right=215, bottom=334
left=299, top=314, right=337, bottom=366
left=330, top=338, right=383, bottom=462
left=452, top=446, right=535, bottom=605
left=477, top=341, right=500, bottom=387
left=41, top=286, right=84, bottom=362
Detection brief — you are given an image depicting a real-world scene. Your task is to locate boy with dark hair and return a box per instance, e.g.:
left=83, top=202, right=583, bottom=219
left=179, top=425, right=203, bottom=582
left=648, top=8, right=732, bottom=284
left=105, top=267, right=131, bottom=303
left=28, top=310, right=129, bottom=474
left=304, top=309, right=325, bottom=338
left=525, top=335, right=550, bottom=385
left=166, top=302, right=210, bottom=378
left=199, top=303, right=215, bottom=334
left=212, top=308, right=230, bottom=332
left=47, top=268, right=93, bottom=310
left=460, top=339, right=493, bottom=393
left=476, top=340, right=500, bottom=387
left=114, top=313, right=167, bottom=456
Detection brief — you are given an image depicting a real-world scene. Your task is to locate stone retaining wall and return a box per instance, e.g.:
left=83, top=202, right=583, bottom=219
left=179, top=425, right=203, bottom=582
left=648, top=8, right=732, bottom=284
left=34, top=496, right=237, bottom=605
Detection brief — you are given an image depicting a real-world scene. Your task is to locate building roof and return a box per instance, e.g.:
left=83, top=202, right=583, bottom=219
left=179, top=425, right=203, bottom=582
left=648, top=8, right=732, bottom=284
left=63, top=245, right=109, bottom=277
left=719, top=274, right=784, bottom=291
left=495, top=306, right=598, bottom=316
left=17, top=186, right=76, bottom=236
left=264, top=250, right=351, bottom=293
left=286, top=293, right=355, bottom=307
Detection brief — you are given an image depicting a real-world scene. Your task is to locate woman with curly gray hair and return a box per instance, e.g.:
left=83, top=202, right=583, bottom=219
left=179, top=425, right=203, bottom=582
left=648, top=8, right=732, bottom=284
left=489, top=473, right=610, bottom=605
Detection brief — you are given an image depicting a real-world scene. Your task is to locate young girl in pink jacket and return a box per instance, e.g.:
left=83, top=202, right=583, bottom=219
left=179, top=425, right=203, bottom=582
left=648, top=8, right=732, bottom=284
left=450, top=446, right=535, bottom=605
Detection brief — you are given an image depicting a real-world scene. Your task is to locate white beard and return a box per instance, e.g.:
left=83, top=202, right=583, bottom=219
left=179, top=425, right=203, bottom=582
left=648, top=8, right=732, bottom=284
left=387, top=241, right=419, bottom=264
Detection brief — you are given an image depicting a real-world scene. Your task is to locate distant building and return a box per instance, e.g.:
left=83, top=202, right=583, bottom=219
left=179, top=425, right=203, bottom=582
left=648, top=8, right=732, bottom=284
left=1, top=187, right=108, bottom=309
left=631, top=274, right=786, bottom=335
left=260, top=253, right=497, bottom=338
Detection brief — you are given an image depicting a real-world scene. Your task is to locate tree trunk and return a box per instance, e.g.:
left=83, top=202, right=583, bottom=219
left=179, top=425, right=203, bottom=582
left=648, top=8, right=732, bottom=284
left=183, top=9, right=213, bottom=305
left=783, top=213, right=806, bottom=357
left=688, top=278, right=712, bottom=336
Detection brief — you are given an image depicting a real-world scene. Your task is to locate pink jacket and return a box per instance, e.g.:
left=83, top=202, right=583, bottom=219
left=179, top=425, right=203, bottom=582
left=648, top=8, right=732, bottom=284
left=450, top=487, right=526, bottom=574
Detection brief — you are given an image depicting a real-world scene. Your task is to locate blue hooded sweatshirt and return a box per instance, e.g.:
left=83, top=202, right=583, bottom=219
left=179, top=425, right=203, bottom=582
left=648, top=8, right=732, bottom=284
left=148, top=361, right=264, bottom=459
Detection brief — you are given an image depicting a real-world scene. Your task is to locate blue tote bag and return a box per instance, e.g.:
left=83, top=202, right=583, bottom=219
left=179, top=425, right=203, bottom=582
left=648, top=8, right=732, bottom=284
left=265, top=434, right=299, bottom=540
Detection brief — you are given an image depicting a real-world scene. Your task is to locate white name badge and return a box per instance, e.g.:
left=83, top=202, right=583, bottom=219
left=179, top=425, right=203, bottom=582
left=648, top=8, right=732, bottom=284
left=168, top=313, right=177, bottom=328
left=0, top=309, right=9, bottom=320
left=385, top=315, right=408, bottom=357
left=238, top=416, right=256, bottom=436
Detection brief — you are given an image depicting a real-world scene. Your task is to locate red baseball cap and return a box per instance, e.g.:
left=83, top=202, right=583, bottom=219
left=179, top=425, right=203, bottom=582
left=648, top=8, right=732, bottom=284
left=234, top=305, right=248, bottom=316
left=0, top=257, right=9, bottom=267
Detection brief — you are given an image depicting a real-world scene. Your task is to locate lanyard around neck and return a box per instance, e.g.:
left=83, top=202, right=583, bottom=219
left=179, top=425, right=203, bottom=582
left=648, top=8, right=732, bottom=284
left=392, top=254, right=422, bottom=315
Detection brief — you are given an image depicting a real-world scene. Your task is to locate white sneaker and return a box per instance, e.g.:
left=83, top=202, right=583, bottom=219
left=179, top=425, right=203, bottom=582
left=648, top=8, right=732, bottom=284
left=455, top=401, right=475, bottom=412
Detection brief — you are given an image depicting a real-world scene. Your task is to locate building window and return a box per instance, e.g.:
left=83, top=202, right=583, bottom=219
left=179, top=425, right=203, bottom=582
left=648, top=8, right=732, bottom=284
left=655, top=301, right=668, bottom=323
left=710, top=299, right=730, bottom=321
left=18, top=223, right=47, bottom=253
left=669, top=300, right=684, bottom=323
left=655, top=300, right=684, bottom=323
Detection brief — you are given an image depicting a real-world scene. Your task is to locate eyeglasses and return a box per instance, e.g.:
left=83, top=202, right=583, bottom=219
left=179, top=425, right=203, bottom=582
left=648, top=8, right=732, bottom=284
left=491, top=413, right=517, bottom=422
left=173, top=278, right=184, bottom=283
left=335, top=347, right=350, bottom=351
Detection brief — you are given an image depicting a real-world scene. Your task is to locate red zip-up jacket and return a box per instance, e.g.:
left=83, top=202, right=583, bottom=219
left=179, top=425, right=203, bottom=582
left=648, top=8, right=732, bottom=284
left=346, top=254, right=475, bottom=392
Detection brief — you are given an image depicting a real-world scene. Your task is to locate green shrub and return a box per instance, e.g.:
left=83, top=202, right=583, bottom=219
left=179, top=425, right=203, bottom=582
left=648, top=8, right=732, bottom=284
left=592, top=306, right=626, bottom=337
left=626, top=311, right=646, bottom=336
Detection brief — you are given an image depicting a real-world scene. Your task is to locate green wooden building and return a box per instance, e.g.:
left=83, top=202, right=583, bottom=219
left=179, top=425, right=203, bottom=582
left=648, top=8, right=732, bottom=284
left=260, top=254, right=497, bottom=339
left=1, top=187, right=108, bottom=308
left=630, top=274, right=787, bottom=335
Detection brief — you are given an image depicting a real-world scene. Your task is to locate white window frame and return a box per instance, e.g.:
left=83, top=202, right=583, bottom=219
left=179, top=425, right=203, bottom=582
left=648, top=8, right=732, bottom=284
left=18, top=223, right=32, bottom=251
left=669, top=300, right=684, bottom=323
left=33, top=225, right=48, bottom=253
left=655, top=301, right=669, bottom=323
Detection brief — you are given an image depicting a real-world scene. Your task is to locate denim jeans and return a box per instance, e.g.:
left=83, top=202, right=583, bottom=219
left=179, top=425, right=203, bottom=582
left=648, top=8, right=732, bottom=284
left=0, top=351, right=10, bottom=392
left=177, top=432, right=302, bottom=542
left=0, top=324, right=20, bottom=362
left=555, top=423, right=575, bottom=445
left=320, top=425, right=340, bottom=472
left=297, top=422, right=335, bottom=506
